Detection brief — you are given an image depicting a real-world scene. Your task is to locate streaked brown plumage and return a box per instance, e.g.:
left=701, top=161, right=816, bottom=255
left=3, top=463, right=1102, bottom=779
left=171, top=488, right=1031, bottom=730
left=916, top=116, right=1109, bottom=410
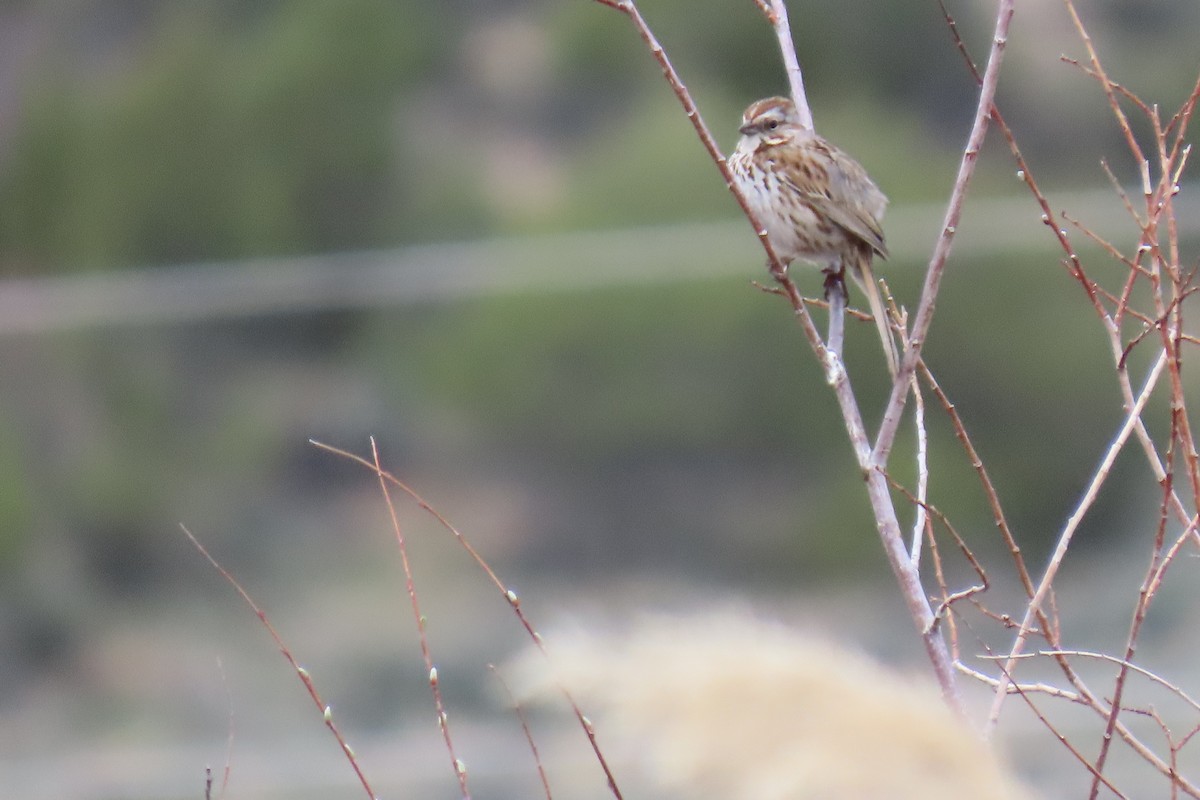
left=729, top=96, right=898, bottom=375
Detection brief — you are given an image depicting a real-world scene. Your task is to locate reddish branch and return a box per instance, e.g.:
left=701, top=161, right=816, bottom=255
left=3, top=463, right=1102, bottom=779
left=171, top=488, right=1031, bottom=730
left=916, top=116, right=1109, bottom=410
left=935, top=0, right=1200, bottom=792
left=312, top=439, right=627, bottom=800
left=365, top=438, right=472, bottom=799
left=873, top=0, right=1016, bottom=463
left=181, top=526, right=379, bottom=800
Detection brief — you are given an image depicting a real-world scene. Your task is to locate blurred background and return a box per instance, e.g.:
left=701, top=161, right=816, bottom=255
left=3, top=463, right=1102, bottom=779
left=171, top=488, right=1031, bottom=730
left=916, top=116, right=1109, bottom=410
left=0, top=1, right=1198, bottom=797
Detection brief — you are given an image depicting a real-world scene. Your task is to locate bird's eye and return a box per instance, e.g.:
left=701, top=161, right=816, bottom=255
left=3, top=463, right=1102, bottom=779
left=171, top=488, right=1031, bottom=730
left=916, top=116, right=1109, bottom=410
left=766, top=120, right=779, bottom=130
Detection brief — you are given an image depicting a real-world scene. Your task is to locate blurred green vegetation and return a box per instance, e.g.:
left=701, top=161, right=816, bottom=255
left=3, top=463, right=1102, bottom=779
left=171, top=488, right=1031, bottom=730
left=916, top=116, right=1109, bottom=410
left=0, top=1, right=436, bottom=269
left=5, top=1, right=1195, bottom=272
left=0, top=0, right=1196, bottom=673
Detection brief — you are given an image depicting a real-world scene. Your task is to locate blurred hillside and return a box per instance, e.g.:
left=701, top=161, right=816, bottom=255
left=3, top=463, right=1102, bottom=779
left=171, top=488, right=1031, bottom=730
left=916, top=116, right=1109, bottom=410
left=3, top=0, right=1198, bottom=272
left=0, top=1, right=1198, bottom=798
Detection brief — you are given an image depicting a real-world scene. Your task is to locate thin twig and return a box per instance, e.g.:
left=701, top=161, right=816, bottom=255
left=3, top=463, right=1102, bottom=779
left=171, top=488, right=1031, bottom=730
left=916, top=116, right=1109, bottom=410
left=987, top=348, right=1167, bottom=729
left=180, top=525, right=379, bottom=800
left=960, top=645, right=1130, bottom=798
left=214, top=657, right=234, bottom=800
left=1164, top=73, right=1200, bottom=154
left=1038, top=650, right=1200, bottom=716
left=489, top=664, right=554, bottom=800
left=367, top=437, right=471, bottom=799
left=874, top=0, right=1016, bottom=464
left=1059, top=57, right=1153, bottom=124
left=919, top=362, right=1033, bottom=598
left=312, top=438, right=626, bottom=800
left=883, top=471, right=989, bottom=622
left=1062, top=0, right=1147, bottom=172
left=909, top=355, right=929, bottom=567
left=942, top=10, right=1200, bottom=767
left=958, top=664, right=1083, bottom=704
left=767, top=0, right=811, bottom=128
left=747, top=0, right=775, bottom=23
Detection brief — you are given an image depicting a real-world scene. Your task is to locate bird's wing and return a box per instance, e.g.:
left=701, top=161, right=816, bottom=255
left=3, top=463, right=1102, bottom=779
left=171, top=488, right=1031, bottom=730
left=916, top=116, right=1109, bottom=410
left=779, top=141, right=889, bottom=259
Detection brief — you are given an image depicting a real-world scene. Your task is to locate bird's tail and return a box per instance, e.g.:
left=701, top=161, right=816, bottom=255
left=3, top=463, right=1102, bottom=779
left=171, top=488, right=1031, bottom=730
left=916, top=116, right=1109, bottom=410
left=849, top=254, right=900, bottom=378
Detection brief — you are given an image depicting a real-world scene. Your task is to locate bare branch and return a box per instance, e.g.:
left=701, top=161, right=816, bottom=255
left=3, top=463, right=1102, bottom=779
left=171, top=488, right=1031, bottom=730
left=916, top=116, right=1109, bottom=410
left=1039, top=650, right=1200, bottom=716
left=919, top=362, right=1034, bottom=598
left=366, top=437, right=471, bottom=799
left=489, top=665, right=554, bottom=800
left=1062, top=0, right=1147, bottom=170
left=874, top=0, right=1016, bottom=464
left=181, top=526, right=379, bottom=800
left=766, top=0, right=812, bottom=129
left=987, top=349, right=1167, bottom=728
left=312, top=439, right=627, bottom=800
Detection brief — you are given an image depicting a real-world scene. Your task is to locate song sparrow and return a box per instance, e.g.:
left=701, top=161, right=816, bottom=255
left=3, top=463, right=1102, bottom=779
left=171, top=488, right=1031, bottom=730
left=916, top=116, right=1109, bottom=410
left=729, top=96, right=898, bottom=375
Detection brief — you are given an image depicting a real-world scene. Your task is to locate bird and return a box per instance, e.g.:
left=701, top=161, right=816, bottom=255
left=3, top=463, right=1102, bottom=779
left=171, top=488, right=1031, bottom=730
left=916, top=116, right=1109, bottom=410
left=728, top=95, right=898, bottom=376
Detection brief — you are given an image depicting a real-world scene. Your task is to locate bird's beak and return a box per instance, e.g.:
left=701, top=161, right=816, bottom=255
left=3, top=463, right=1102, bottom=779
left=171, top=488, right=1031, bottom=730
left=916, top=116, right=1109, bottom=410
left=738, top=122, right=755, bottom=136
